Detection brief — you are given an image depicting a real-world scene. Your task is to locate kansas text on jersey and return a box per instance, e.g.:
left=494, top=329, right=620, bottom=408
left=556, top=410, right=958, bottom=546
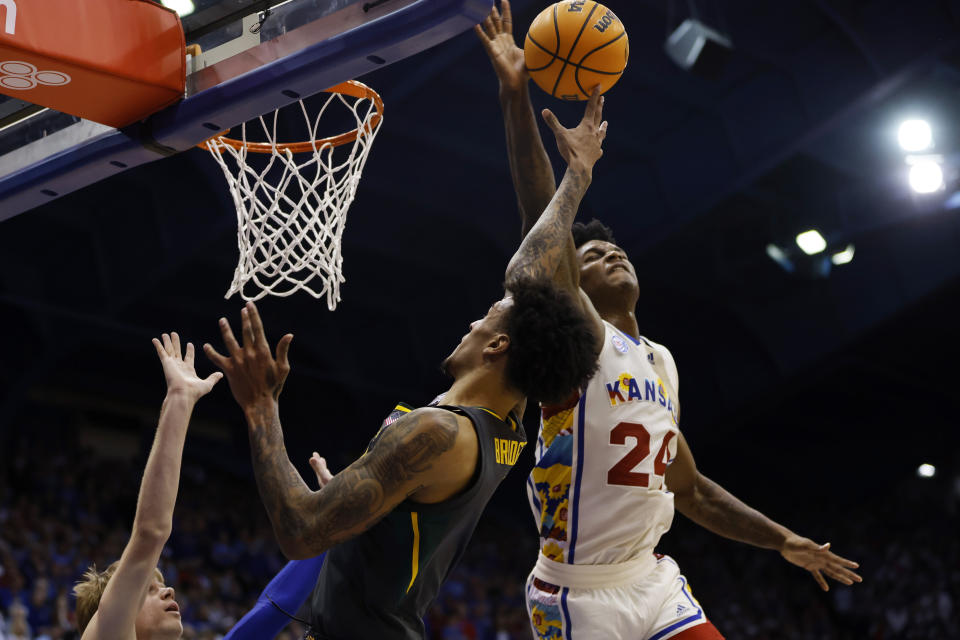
left=526, top=321, right=681, bottom=567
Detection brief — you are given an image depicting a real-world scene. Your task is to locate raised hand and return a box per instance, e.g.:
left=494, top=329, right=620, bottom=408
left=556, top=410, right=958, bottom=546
left=541, top=87, right=608, bottom=176
left=309, top=452, right=334, bottom=489
left=152, top=332, right=223, bottom=401
left=475, top=0, right=528, bottom=92
left=203, top=302, right=293, bottom=411
left=780, top=535, right=862, bottom=591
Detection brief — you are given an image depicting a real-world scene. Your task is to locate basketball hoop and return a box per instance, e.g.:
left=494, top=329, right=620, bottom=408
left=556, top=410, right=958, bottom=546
left=201, top=80, right=384, bottom=309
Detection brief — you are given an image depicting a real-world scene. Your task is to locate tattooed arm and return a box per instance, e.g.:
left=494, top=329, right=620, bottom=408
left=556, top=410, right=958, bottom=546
left=205, top=303, right=474, bottom=559
left=504, top=89, right=607, bottom=350
left=667, top=433, right=863, bottom=591
left=243, top=402, right=463, bottom=558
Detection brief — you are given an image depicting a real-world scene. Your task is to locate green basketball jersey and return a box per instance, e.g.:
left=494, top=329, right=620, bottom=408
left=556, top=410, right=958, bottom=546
left=301, top=404, right=526, bottom=639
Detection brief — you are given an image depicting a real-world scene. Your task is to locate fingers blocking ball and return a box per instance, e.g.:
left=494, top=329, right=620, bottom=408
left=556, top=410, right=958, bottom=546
left=524, top=1, right=628, bottom=101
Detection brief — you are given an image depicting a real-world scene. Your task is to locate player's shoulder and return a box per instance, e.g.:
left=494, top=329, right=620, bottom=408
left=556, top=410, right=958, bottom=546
left=641, top=337, right=680, bottom=389
left=641, top=336, right=674, bottom=359
left=369, top=407, right=465, bottom=461
left=400, top=407, right=464, bottom=437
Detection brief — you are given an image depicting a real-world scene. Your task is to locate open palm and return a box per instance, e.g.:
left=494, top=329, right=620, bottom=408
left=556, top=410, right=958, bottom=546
left=475, top=0, right=528, bottom=92
left=153, top=332, right=222, bottom=400
left=781, top=535, right=862, bottom=591
left=541, top=88, right=607, bottom=173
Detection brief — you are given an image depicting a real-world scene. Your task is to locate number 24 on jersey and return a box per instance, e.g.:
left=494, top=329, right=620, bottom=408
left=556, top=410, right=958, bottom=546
left=607, top=422, right=675, bottom=490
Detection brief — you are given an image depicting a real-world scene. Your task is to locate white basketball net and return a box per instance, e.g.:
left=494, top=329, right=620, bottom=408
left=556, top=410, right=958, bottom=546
left=204, top=81, right=383, bottom=309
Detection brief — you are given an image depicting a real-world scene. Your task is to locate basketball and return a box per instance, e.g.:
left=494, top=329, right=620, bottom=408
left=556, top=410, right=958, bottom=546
left=524, top=1, right=629, bottom=101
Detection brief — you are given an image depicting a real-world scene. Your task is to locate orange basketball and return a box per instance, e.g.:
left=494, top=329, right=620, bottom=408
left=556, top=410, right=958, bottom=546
left=524, top=1, right=629, bottom=101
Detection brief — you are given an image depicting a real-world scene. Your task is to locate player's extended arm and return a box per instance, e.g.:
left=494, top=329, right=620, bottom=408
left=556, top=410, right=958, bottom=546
left=666, top=433, right=863, bottom=591
left=504, top=90, right=607, bottom=349
left=205, top=302, right=467, bottom=560
left=223, top=556, right=325, bottom=640
left=84, top=334, right=221, bottom=640
left=475, top=0, right=556, bottom=238
left=477, top=0, right=586, bottom=296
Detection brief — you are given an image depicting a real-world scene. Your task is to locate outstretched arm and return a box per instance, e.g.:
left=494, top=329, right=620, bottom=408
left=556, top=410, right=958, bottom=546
left=223, top=556, right=325, bottom=640
left=478, top=0, right=587, bottom=296
left=84, top=335, right=221, bottom=639
left=504, top=90, right=605, bottom=284
left=666, top=433, right=863, bottom=591
left=476, top=0, right=556, bottom=238
left=205, top=303, right=468, bottom=560
left=503, top=91, right=607, bottom=351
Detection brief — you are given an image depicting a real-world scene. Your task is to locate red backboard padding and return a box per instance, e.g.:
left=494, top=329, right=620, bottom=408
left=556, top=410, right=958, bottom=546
left=0, top=0, right=185, bottom=127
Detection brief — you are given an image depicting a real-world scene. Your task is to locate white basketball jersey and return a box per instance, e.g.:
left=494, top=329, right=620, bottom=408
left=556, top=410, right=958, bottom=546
left=527, top=320, right=681, bottom=566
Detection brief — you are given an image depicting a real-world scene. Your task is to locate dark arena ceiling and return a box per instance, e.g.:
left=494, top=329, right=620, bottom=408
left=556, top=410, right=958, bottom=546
left=1, top=0, right=959, bottom=506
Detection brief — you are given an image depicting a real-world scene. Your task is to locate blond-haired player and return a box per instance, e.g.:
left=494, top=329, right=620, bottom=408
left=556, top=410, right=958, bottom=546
left=73, top=333, right=222, bottom=640
left=477, top=2, right=862, bottom=639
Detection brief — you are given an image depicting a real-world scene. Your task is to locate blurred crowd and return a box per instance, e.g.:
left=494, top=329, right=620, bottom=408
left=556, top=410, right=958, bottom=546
left=1, top=410, right=957, bottom=640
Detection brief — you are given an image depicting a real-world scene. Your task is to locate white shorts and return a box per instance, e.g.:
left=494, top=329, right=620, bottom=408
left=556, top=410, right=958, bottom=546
left=525, top=555, right=712, bottom=640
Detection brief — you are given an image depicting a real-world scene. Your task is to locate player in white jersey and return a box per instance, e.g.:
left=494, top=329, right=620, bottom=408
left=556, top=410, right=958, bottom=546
left=477, top=3, right=863, bottom=638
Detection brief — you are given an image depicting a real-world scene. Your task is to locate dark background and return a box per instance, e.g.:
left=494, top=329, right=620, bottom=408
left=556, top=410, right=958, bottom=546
left=2, top=0, right=960, bottom=638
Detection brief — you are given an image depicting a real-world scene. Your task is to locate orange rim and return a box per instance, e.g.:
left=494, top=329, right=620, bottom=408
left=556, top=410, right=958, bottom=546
left=199, top=80, right=384, bottom=154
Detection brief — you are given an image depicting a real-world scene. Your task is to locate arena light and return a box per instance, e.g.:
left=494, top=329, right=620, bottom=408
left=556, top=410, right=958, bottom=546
left=795, top=230, right=826, bottom=255
left=161, top=0, right=195, bottom=16
left=908, top=160, right=944, bottom=194
left=831, top=245, right=855, bottom=266
left=898, top=119, right=933, bottom=152
left=917, top=463, right=936, bottom=478
left=765, top=243, right=795, bottom=273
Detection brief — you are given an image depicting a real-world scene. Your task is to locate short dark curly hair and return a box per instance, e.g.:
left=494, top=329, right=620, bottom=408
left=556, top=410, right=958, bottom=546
left=500, top=277, right=599, bottom=404
left=571, top=219, right=616, bottom=248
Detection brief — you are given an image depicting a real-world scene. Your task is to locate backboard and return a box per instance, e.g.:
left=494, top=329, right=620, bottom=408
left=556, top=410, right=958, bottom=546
left=0, top=0, right=490, bottom=221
